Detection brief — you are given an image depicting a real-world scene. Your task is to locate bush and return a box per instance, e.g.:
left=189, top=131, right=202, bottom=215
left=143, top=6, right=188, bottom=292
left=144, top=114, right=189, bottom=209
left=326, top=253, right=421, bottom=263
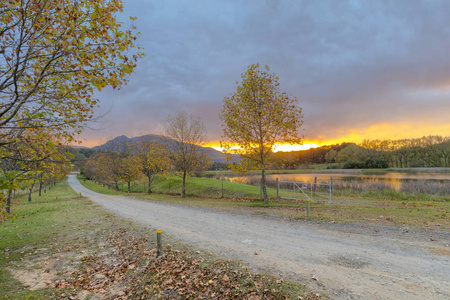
left=364, top=158, right=389, bottom=169
left=343, top=160, right=365, bottom=169
left=343, top=158, right=388, bottom=169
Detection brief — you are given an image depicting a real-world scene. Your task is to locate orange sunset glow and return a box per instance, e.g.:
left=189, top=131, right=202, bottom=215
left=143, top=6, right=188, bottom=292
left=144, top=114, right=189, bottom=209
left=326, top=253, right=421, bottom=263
left=204, top=120, right=450, bottom=153
left=77, top=120, right=450, bottom=151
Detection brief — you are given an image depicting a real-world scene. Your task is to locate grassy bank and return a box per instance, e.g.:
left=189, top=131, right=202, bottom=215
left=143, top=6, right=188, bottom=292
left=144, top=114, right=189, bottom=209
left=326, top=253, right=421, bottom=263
left=0, top=178, right=320, bottom=299
left=86, top=174, right=279, bottom=199
left=80, top=175, right=449, bottom=231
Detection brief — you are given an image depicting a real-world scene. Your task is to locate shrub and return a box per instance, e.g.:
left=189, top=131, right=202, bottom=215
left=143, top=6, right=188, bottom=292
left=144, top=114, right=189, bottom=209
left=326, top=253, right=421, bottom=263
left=343, top=160, right=365, bottom=169
left=364, top=158, right=389, bottom=169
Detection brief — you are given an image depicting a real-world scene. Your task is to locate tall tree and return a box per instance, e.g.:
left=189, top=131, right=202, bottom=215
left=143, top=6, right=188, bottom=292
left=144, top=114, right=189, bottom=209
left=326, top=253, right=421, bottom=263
left=164, top=112, right=209, bottom=198
left=220, top=64, right=303, bottom=204
left=1, top=0, right=142, bottom=139
left=1, top=0, right=142, bottom=208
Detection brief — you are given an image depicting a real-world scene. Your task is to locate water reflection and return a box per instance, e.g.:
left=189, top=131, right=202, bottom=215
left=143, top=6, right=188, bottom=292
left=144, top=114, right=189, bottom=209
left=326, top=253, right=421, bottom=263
left=226, top=172, right=450, bottom=192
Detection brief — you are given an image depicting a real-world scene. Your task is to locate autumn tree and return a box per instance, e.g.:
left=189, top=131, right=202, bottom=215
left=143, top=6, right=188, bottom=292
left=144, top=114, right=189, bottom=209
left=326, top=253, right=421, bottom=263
left=99, top=151, right=123, bottom=190
left=0, top=0, right=142, bottom=208
left=134, top=136, right=172, bottom=194
left=164, top=112, right=210, bottom=198
left=220, top=64, right=303, bottom=204
left=120, top=155, right=142, bottom=193
left=1, top=0, right=141, bottom=140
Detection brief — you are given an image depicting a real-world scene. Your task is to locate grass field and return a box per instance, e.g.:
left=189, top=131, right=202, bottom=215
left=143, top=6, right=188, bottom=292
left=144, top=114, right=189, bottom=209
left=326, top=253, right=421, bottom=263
left=0, top=178, right=319, bottom=299
left=0, top=180, right=100, bottom=298
left=80, top=175, right=449, bottom=231
left=86, top=174, right=279, bottom=199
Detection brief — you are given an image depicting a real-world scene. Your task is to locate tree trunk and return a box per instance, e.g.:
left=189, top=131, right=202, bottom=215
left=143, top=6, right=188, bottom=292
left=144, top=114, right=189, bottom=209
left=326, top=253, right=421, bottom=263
left=127, top=181, right=131, bottom=193
left=6, top=189, right=12, bottom=214
left=181, top=170, right=187, bottom=198
left=261, top=169, right=268, bottom=205
left=115, top=181, right=119, bottom=191
left=39, top=179, right=43, bottom=196
left=28, top=183, right=35, bottom=202
left=147, top=176, right=152, bottom=194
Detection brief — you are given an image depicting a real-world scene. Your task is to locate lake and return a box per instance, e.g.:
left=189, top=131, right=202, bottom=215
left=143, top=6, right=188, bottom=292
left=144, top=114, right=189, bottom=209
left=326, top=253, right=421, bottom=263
left=226, top=172, right=450, bottom=192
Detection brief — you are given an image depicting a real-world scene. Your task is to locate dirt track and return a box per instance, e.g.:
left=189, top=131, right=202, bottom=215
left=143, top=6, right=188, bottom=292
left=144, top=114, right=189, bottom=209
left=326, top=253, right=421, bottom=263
left=68, top=175, right=449, bottom=299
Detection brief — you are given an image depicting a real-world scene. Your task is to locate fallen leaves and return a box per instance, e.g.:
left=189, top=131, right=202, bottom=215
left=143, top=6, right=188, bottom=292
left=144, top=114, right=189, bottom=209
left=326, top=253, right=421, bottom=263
left=50, top=228, right=321, bottom=299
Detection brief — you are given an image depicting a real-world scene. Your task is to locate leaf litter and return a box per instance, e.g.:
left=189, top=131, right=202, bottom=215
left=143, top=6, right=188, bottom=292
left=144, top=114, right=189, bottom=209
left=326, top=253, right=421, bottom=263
left=46, top=228, right=322, bottom=299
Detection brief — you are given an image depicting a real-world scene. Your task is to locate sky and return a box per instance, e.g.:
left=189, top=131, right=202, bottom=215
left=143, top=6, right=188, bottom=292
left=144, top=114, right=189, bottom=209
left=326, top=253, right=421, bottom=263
left=77, top=0, right=450, bottom=150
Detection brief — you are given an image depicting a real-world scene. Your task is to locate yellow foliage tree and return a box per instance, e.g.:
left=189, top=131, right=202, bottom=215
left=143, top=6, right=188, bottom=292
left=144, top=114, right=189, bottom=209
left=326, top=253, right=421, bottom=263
left=134, top=136, right=172, bottom=194
left=220, top=64, right=303, bottom=204
left=1, top=0, right=143, bottom=212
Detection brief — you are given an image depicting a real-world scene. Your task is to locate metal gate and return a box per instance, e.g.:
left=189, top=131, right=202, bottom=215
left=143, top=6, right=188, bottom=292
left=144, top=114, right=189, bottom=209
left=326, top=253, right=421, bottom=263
left=277, top=180, right=332, bottom=203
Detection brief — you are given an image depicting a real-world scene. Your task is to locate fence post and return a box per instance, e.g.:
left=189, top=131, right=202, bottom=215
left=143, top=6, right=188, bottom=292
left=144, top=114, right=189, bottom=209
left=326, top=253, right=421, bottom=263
left=276, top=178, right=280, bottom=198
left=156, top=230, right=164, bottom=258
left=306, top=199, right=310, bottom=219
left=314, top=177, right=317, bottom=194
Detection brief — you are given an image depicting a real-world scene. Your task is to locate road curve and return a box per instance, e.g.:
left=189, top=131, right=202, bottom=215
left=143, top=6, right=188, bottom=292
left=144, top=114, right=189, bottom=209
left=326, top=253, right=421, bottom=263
left=68, top=175, right=449, bottom=300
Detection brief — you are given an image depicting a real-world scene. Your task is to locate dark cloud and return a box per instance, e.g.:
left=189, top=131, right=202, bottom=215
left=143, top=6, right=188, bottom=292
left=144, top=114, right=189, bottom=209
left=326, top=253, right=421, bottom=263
left=78, top=0, right=450, bottom=146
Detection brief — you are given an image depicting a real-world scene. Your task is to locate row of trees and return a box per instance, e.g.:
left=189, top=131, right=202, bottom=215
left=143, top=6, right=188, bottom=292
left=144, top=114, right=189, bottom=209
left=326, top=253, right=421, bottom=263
left=1, top=143, right=73, bottom=215
left=83, top=64, right=305, bottom=206
left=271, top=136, right=450, bottom=169
left=1, top=0, right=142, bottom=216
left=83, top=112, right=210, bottom=198
left=357, top=136, right=450, bottom=168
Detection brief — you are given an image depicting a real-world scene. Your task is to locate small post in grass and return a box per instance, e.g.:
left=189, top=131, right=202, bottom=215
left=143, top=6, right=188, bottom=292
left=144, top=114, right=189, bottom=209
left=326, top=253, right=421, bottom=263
left=276, top=178, right=280, bottom=198
left=156, top=230, right=164, bottom=258
left=306, top=198, right=311, bottom=219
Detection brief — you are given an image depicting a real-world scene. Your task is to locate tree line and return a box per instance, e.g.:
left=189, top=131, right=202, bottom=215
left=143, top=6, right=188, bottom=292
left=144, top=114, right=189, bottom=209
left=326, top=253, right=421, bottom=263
left=271, top=135, right=450, bottom=169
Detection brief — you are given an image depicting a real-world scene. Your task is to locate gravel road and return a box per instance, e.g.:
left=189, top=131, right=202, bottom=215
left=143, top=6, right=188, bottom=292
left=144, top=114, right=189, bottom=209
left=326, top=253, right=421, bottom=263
left=68, top=175, right=449, bottom=299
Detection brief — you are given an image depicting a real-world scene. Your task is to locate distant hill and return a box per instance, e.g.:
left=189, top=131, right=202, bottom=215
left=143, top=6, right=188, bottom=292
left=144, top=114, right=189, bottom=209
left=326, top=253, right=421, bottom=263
left=92, top=134, right=239, bottom=163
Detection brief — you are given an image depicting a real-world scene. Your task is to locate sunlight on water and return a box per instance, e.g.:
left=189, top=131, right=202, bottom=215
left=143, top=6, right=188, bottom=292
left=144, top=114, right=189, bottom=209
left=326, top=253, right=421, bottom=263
left=226, top=172, right=450, bottom=192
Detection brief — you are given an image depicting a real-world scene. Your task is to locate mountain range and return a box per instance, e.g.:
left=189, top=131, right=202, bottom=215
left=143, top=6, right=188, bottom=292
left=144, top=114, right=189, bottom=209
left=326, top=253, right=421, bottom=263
left=92, top=134, right=238, bottom=163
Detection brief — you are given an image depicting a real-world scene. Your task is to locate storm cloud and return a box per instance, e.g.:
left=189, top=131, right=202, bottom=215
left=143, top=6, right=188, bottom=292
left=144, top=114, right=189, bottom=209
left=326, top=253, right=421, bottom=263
left=78, top=0, right=450, bottom=147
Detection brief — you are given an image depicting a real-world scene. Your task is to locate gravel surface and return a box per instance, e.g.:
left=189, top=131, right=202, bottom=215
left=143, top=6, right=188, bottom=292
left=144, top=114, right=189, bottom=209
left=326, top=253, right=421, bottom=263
left=69, top=175, right=450, bottom=299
